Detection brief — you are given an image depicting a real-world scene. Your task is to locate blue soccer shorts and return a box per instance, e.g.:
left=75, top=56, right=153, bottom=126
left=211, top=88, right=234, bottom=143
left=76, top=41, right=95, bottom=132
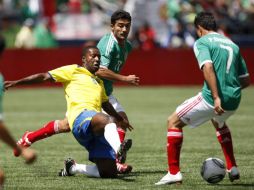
left=72, top=110, right=115, bottom=162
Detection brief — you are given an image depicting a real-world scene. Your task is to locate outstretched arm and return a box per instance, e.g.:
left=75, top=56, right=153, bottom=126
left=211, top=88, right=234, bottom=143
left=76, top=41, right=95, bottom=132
left=96, top=67, right=139, bottom=85
left=202, top=62, right=224, bottom=115
left=4, top=73, right=53, bottom=90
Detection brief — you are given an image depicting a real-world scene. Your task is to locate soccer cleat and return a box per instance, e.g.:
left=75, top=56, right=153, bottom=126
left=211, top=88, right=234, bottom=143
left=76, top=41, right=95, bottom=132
left=13, top=131, right=32, bottom=157
left=116, top=162, right=132, bottom=174
left=227, top=166, right=240, bottom=182
left=58, top=158, right=76, bottom=177
left=117, top=139, right=132, bottom=164
left=155, top=172, right=183, bottom=185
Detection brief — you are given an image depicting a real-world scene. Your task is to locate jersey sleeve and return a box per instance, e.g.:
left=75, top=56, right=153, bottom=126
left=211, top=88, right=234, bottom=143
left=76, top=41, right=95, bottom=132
left=238, top=53, right=249, bottom=78
left=97, top=37, right=112, bottom=68
left=48, top=65, right=77, bottom=82
left=193, top=40, right=212, bottom=69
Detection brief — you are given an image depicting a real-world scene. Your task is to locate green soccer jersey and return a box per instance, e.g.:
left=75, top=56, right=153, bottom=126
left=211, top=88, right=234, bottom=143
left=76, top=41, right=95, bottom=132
left=0, top=74, right=4, bottom=120
left=193, top=32, right=249, bottom=110
left=97, top=33, right=132, bottom=95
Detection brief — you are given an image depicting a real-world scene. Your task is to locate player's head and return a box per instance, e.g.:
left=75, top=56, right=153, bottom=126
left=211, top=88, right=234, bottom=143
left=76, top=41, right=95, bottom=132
left=111, top=10, right=131, bottom=42
left=194, top=12, right=217, bottom=37
left=82, top=46, right=101, bottom=74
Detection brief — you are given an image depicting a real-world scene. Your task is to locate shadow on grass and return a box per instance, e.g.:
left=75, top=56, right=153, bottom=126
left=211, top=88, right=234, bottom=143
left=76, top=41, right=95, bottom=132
left=217, top=183, right=254, bottom=187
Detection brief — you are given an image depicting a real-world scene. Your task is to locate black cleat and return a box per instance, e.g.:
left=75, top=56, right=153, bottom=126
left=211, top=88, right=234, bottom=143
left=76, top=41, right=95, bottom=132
left=58, top=158, right=76, bottom=177
left=117, top=139, right=132, bottom=164
left=228, top=166, right=240, bottom=182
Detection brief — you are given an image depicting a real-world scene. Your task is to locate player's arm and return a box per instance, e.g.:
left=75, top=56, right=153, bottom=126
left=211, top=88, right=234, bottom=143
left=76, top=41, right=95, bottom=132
left=102, top=101, right=133, bottom=131
left=202, top=62, right=225, bottom=115
left=96, top=67, right=139, bottom=85
left=4, top=73, right=53, bottom=90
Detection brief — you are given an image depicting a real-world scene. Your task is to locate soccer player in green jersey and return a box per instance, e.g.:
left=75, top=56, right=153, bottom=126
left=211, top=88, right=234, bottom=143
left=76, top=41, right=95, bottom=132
left=156, top=12, right=250, bottom=185
left=96, top=9, right=139, bottom=155
left=0, top=36, right=36, bottom=188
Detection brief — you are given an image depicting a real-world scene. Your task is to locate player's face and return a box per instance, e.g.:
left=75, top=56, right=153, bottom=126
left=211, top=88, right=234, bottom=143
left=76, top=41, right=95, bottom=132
left=111, top=19, right=131, bottom=42
left=82, top=48, right=101, bottom=74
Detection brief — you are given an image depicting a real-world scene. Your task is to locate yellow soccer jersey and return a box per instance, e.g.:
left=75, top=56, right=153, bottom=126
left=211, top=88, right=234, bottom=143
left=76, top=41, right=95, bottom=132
left=48, top=64, right=108, bottom=129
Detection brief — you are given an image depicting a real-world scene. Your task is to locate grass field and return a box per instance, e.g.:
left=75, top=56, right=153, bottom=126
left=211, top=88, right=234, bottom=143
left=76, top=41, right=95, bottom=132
left=1, top=86, right=254, bottom=190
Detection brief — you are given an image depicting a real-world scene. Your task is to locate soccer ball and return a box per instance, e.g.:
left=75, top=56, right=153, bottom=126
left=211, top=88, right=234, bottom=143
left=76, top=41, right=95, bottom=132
left=200, top=157, right=226, bottom=184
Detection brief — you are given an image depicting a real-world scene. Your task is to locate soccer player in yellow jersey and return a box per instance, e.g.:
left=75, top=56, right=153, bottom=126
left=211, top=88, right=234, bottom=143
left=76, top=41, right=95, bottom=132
left=4, top=46, right=133, bottom=177
left=5, top=10, right=135, bottom=166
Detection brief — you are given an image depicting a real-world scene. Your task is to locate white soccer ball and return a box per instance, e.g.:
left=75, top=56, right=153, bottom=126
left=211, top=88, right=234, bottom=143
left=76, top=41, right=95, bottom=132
left=200, top=157, right=226, bottom=184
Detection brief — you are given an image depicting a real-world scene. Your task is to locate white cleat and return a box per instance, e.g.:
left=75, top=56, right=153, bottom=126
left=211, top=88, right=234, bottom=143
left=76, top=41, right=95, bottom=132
left=227, top=166, right=240, bottom=182
left=155, top=171, right=182, bottom=185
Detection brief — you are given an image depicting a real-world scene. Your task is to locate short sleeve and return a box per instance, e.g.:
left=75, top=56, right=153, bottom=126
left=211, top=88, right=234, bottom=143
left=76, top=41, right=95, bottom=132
left=193, top=41, right=212, bottom=69
left=48, top=65, right=77, bottom=82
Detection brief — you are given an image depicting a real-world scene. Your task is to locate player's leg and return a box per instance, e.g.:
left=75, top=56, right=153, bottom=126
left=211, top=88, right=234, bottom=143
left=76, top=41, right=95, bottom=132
left=14, top=118, right=70, bottom=156
left=95, top=158, right=117, bottom=178
left=107, top=94, right=132, bottom=163
left=156, top=93, right=213, bottom=185
left=107, top=94, right=129, bottom=143
left=155, top=112, right=185, bottom=185
left=211, top=111, right=240, bottom=182
left=59, top=158, right=100, bottom=177
left=71, top=110, right=132, bottom=175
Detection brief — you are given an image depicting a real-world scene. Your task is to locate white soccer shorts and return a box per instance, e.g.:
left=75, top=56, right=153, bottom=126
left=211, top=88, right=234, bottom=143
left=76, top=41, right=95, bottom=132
left=176, top=92, right=235, bottom=128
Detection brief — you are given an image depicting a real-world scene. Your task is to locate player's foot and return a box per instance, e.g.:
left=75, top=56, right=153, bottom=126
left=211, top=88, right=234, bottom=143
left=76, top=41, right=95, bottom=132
left=155, top=172, right=182, bottom=185
left=117, top=139, right=132, bottom=164
left=116, top=162, right=132, bottom=174
left=13, top=131, right=32, bottom=157
left=58, top=158, right=76, bottom=177
left=227, top=166, right=240, bottom=182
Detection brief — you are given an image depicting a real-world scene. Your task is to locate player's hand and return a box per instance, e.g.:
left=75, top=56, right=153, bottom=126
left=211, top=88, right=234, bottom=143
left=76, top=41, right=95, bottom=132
left=118, top=118, right=133, bottom=131
left=21, top=147, right=37, bottom=164
left=4, top=81, right=17, bottom=90
left=214, top=97, right=225, bottom=115
left=125, top=75, right=140, bottom=86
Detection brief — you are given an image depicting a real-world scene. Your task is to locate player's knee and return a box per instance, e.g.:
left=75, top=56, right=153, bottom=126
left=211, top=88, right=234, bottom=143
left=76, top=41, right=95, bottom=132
left=58, top=120, right=71, bottom=133
left=99, top=169, right=117, bottom=178
left=96, top=159, right=117, bottom=178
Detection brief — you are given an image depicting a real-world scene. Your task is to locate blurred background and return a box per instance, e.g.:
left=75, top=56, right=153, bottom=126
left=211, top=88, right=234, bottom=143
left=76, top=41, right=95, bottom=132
left=1, top=0, right=254, bottom=49
left=0, top=0, right=253, bottom=85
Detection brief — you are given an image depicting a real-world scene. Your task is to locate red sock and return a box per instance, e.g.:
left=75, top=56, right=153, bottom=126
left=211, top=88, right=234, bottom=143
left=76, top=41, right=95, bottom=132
left=167, top=128, right=183, bottom=175
left=216, top=126, right=236, bottom=170
left=27, top=120, right=59, bottom=143
left=117, top=128, right=126, bottom=143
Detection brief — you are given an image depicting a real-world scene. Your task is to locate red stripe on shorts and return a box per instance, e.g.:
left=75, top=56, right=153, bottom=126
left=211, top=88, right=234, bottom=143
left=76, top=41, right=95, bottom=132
left=177, top=95, right=203, bottom=118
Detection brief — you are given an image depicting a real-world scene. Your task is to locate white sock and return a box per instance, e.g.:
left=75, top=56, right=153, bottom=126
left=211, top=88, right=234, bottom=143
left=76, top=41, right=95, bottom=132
left=70, top=164, right=100, bottom=178
left=104, top=123, right=121, bottom=154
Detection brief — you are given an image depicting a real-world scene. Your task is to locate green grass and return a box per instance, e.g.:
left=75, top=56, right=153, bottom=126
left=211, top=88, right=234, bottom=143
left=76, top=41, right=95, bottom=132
left=1, top=86, right=254, bottom=190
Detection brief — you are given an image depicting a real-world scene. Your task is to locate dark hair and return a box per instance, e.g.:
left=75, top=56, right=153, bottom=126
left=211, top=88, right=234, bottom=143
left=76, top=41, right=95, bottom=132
left=0, top=35, right=6, bottom=55
left=111, top=10, right=131, bottom=25
left=82, top=46, right=98, bottom=56
left=194, top=12, right=217, bottom=31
